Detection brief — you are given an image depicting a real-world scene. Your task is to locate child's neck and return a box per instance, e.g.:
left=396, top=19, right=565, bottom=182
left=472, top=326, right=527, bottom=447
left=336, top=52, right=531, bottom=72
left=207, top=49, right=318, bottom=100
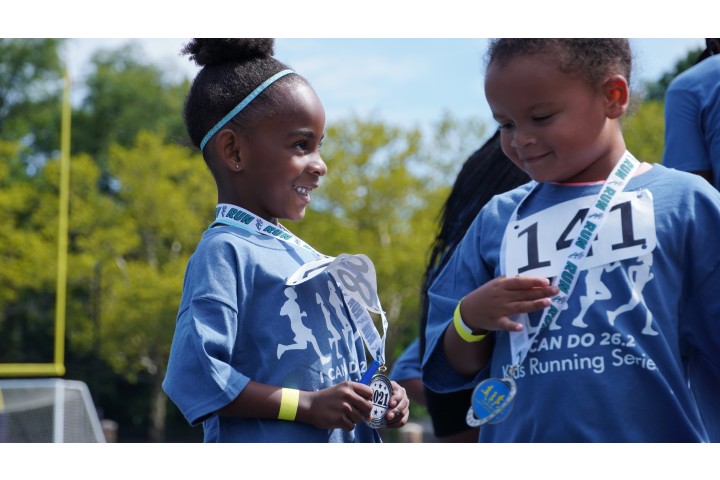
left=551, top=162, right=653, bottom=186
left=554, top=179, right=605, bottom=186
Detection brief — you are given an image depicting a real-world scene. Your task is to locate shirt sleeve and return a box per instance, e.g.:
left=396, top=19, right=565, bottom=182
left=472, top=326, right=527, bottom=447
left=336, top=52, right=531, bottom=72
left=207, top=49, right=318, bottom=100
left=390, top=338, right=422, bottom=382
left=678, top=181, right=720, bottom=440
left=421, top=213, right=494, bottom=393
left=662, top=79, right=711, bottom=172
left=679, top=180, right=720, bottom=365
left=162, top=237, right=251, bottom=426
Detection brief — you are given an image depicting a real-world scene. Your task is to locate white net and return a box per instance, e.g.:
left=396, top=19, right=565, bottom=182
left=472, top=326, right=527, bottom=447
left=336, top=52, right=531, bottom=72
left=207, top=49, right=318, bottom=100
left=0, top=379, right=105, bottom=443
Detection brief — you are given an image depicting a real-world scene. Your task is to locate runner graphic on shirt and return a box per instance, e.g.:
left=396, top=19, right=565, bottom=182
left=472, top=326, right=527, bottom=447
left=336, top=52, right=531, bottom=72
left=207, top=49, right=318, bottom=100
left=607, top=253, right=658, bottom=335
left=277, top=287, right=331, bottom=364
left=316, top=292, right=343, bottom=359
left=568, top=261, right=622, bottom=329
left=327, top=280, right=360, bottom=354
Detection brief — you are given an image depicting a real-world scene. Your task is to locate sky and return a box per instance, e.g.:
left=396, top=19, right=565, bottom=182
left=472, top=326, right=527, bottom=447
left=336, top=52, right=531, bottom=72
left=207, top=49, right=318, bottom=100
left=60, top=37, right=706, bottom=137
left=7, top=1, right=712, bottom=139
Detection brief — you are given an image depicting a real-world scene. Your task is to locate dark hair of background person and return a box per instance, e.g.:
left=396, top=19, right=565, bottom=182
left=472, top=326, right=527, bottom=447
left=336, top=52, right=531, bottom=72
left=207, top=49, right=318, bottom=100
left=694, top=38, right=720, bottom=65
left=418, top=130, right=530, bottom=438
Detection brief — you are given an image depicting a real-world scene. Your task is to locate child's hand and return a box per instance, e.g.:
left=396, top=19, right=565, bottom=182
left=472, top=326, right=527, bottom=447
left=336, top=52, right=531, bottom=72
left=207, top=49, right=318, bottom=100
left=300, top=381, right=373, bottom=431
left=383, top=380, right=409, bottom=429
left=461, top=275, right=558, bottom=333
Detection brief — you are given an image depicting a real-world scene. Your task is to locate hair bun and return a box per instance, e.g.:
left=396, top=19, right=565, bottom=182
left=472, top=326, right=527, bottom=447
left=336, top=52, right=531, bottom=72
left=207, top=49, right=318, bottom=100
left=181, top=38, right=275, bottom=67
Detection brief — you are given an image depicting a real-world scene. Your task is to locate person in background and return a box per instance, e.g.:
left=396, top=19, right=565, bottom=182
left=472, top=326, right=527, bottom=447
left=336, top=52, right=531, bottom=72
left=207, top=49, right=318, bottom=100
left=389, top=338, right=425, bottom=407
left=391, top=130, right=529, bottom=442
left=662, top=38, right=720, bottom=190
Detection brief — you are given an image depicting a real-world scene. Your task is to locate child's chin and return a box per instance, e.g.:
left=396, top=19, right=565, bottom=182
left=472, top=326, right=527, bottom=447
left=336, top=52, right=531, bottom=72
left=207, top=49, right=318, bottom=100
left=287, top=210, right=306, bottom=222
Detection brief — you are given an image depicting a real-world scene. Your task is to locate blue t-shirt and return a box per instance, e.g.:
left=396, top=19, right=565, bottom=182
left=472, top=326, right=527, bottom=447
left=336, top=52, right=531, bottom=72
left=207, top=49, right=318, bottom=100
left=163, top=224, right=380, bottom=443
left=422, top=164, right=720, bottom=442
left=390, top=338, right=422, bottom=383
left=663, top=54, right=720, bottom=191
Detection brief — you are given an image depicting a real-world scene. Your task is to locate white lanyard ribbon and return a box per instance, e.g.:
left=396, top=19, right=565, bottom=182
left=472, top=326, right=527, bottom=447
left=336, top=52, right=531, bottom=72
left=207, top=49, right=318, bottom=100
left=212, top=204, right=388, bottom=365
left=506, top=151, right=640, bottom=369
left=212, top=203, right=325, bottom=257
left=287, top=254, right=388, bottom=366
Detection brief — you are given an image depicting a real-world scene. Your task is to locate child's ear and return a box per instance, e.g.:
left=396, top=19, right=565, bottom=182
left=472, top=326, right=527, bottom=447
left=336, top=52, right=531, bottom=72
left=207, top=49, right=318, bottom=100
left=214, top=128, right=245, bottom=172
left=603, top=75, right=630, bottom=120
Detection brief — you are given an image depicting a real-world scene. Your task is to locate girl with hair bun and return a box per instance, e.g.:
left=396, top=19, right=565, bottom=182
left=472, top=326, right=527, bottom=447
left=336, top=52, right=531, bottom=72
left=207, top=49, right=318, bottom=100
left=163, top=39, right=409, bottom=442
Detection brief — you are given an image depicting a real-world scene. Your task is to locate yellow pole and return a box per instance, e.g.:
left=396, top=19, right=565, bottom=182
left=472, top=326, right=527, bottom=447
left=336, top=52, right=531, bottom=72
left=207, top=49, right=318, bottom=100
left=53, top=65, right=71, bottom=377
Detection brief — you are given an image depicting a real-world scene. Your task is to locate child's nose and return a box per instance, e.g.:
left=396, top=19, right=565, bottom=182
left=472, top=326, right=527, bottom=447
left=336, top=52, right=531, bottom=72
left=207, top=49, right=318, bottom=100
left=308, top=154, right=327, bottom=176
left=510, top=129, right=535, bottom=149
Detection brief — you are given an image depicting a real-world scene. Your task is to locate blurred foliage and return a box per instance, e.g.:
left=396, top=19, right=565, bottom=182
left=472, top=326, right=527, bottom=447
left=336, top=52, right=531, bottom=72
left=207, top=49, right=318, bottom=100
left=0, top=38, right=701, bottom=442
left=624, top=100, right=665, bottom=164
left=71, top=45, right=190, bottom=190
left=641, top=47, right=704, bottom=102
left=0, top=39, right=65, bottom=171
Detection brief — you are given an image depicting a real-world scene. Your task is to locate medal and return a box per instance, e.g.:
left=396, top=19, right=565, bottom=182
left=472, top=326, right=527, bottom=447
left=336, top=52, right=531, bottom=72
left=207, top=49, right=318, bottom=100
left=364, top=366, right=393, bottom=429
left=466, top=375, right=516, bottom=427
left=285, top=241, right=394, bottom=430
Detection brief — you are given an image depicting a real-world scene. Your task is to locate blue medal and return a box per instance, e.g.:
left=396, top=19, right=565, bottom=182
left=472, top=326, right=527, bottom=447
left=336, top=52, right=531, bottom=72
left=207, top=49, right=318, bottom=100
left=466, top=376, right=516, bottom=427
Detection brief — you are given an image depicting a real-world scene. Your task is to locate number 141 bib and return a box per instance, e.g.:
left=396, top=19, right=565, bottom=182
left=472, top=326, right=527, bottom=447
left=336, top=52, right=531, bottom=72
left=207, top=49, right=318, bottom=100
left=504, top=190, right=656, bottom=278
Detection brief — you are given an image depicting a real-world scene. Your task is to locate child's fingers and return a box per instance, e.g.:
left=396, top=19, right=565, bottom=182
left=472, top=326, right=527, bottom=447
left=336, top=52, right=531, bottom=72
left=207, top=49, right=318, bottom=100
left=387, top=381, right=408, bottom=410
left=506, top=297, right=553, bottom=317
left=349, top=381, right=373, bottom=400
left=496, top=315, right=525, bottom=332
left=385, top=406, right=409, bottom=427
left=502, top=275, right=552, bottom=290
left=345, top=383, right=373, bottom=416
left=345, top=403, right=367, bottom=425
left=506, top=285, right=558, bottom=302
left=385, top=382, right=409, bottom=426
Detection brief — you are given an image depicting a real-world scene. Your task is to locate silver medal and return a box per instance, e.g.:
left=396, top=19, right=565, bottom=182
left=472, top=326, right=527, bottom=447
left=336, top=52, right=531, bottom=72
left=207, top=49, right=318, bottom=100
left=365, top=372, right=393, bottom=429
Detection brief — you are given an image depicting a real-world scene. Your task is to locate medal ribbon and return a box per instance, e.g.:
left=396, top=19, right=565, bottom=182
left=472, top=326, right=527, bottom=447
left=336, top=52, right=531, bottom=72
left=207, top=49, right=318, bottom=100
left=288, top=254, right=389, bottom=369
left=212, top=204, right=388, bottom=370
left=507, top=151, right=640, bottom=369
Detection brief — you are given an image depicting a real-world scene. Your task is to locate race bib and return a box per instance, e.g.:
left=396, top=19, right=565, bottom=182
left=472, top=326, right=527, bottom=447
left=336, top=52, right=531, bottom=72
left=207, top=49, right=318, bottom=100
left=505, top=190, right=656, bottom=277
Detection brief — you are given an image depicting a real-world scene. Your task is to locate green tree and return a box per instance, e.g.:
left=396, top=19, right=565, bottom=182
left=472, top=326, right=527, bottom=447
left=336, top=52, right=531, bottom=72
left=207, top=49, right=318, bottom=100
left=0, top=39, right=65, bottom=168
left=624, top=100, right=665, bottom=164
left=0, top=128, right=212, bottom=439
left=642, top=47, right=704, bottom=101
left=72, top=45, right=189, bottom=184
left=0, top=139, right=59, bottom=362
left=94, top=132, right=214, bottom=441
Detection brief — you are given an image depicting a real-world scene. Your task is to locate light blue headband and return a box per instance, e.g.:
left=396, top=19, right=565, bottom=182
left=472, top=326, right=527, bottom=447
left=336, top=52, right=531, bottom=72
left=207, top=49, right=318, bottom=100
left=199, top=69, right=295, bottom=152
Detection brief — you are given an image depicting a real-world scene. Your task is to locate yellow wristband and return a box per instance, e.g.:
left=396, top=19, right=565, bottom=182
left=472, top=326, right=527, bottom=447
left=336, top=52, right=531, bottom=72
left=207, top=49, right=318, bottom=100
left=278, top=387, right=300, bottom=421
left=453, top=300, right=488, bottom=343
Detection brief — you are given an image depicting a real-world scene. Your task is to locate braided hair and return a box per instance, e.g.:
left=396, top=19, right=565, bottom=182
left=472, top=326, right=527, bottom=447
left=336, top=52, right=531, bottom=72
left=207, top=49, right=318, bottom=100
left=181, top=38, right=305, bottom=151
left=695, top=38, right=720, bottom=65
left=418, top=130, right=530, bottom=358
